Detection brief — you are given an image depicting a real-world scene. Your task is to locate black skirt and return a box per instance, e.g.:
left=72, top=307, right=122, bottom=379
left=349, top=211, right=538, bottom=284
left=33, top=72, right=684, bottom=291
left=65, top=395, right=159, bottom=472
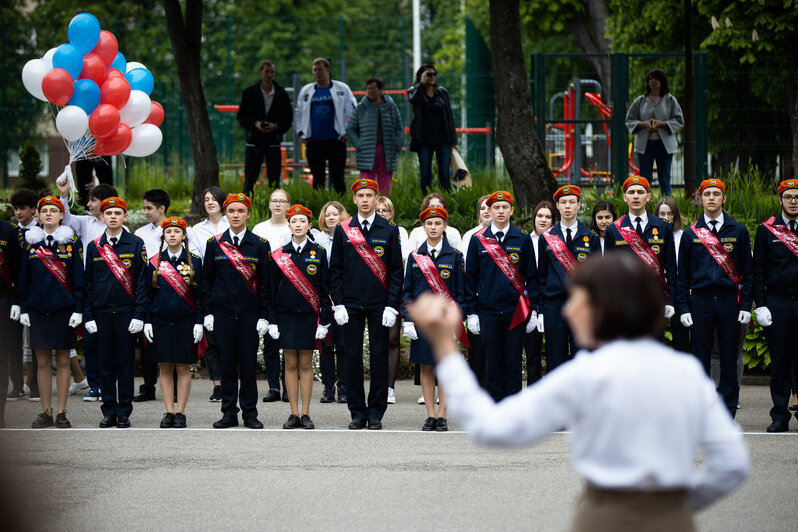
left=409, top=335, right=435, bottom=366
left=29, top=307, right=76, bottom=350
left=151, top=319, right=196, bottom=364
left=278, top=312, right=318, bottom=350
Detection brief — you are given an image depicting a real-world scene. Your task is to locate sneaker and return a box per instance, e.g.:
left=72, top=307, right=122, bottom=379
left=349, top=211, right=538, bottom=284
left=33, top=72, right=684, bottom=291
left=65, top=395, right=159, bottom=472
left=417, top=394, right=425, bottom=405
left=387, top=387, right=396, bottom=404
left=55, top=411, right=72, bottom=429
left=6, top=389, right=25, bottom=401
left=28, top=389, right=40, bottom=402
left=23, top=384, right=30, bottom=395
left=69, top=379, right=89, bottom=395
left=209, top=385, right=222, bottom=402
left=336, top=384, right=347, bottom=403
left=320, top=385, right=335, bottom=403
left=83, top=387, right=101, bottom=402
left=32, top=411, right=54, bottom=429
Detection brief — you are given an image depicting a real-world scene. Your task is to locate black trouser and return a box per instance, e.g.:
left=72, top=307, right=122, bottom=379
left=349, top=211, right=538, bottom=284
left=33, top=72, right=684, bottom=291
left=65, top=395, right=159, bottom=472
left=480, top=313, right=526, bottom=401
left=670, top=316, right=691, bottom=353
left=215, top=313, right=259, bottom=419
left=524, top=329, right=543, bottom=385
left=203, top=329, right=221, bottom=382
left=263, top=334, right=284, bottom=392
left=307, top=139, right=347, bottom=194
left=344, top=307, right=389, bottom=421
left=764, top=295, right=798, bottom=423
left=244, top=144, right=282, bottom=195
left=95, top=310, right=136, bottom=417
left=466, top=332, right=485, bottom=387
left=138, top=334, right=157, bottom=395
left=543, top=300, right=577, bottom=372
left=0, top=296, right=20, bottom=417
left=74, top=156, right=113, bottom=205
left=320, top=323, right=345, bottom=388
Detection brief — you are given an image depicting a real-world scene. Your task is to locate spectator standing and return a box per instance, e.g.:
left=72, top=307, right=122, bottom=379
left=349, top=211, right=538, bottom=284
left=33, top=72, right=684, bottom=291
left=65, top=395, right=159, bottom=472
left=74, top=157, right=113, bottom=205
left=655, top=196, right=690, bottom=353
left=525, top=200, right=555, bottom=385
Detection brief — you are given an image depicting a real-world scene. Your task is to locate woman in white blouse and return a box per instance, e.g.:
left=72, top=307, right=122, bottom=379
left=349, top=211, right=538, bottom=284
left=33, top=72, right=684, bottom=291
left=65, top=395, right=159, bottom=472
left=526, top=200, right=555, bottom=384
left=654, top=196, right=689, bottom=353
left=409, top=253, right=749, bottom=532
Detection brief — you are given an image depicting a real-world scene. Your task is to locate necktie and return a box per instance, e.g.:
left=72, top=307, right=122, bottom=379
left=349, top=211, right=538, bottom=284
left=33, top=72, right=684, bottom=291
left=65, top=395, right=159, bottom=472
left=110, top=236, right=118, bottom=247
left=495, top=231, right=504, bottom=245
left=430, top=249, right=437, bottom=260
left=233, top=236, right=240, bottom=248
left=171, top=255, right=178, bottom=267
left=296, top=245, right=302, bottom=255
left=709, top=220, right=718, bottom=236
left=790, top=220, right=796, bottom=234
left=566, top=228, right=573, bottom=248
left=46, top=235, right=54, bottom=248
left=362, top=220, right=369, bottom=234
left=635, top=216, right=643, bottom=237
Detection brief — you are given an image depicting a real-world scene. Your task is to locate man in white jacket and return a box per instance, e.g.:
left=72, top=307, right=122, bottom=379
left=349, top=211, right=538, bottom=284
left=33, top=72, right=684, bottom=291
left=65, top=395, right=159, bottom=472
left=294, top=58, right=356, bottom=194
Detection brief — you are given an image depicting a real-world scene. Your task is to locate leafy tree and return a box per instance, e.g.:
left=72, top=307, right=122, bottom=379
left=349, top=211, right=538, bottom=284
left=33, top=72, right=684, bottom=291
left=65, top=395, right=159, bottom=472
left=16, top=141, right=48, bottom=191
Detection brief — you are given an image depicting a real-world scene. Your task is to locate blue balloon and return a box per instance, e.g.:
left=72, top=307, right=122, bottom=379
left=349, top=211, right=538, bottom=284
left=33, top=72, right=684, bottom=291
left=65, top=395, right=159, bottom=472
left=125, top=68, right=154, bottom=96
left=68, top=13, right=101, bottom=54
left=109, top=52, right=126, bottom=73
left=68, top=79, right=101, bottom=115
left=52, top=43, right=84, bottom=79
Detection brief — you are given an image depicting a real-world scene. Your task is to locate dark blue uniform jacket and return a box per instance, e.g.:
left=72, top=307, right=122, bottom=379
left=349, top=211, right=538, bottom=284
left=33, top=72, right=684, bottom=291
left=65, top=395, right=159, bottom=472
left=146, top=249, right=203, bottom=324
left=401, top=239, right=465, bottom=320
left=0, top=220, right=22, bottom=300
left=270, top=240, right=332, bottom=325
left=536, top=221, right=600, bottom=306
left=753, top=214, right=798, bottom=306
left=19, top=228, right=84, bottom=314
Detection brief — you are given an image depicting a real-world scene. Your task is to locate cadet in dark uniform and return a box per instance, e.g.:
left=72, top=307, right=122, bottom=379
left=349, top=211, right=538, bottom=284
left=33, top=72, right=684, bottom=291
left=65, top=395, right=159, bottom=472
left=84, top=197, right=148, bottom=428
left=465, top=191, right=538, bottom=402
left=753, top=179, right=798, bottom=432
left=144, top=216, right=204, bottom=429
left=604, top=175, right=677, bottom=319
left=202, top=193, right=272, bottom=429
left=0, top=218, right=23, bottom=427
left=330, top=178, right=404, bottom=430
left=677, top=178, right=753, bottom=418
left=18, top=196, right=84, bottom=428
left=402, top=206, right=465, bottom=431
left=537, top=185, right=601, bottom=371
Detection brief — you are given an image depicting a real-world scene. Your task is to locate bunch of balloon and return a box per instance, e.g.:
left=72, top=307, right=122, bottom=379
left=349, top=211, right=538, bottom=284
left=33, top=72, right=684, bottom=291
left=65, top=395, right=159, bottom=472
left=20, top=12, right=165, bottom=197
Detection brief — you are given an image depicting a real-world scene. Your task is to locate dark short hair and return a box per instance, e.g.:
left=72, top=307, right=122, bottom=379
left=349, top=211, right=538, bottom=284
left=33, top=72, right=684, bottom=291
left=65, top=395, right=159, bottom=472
left=10, top=188, right=39, bottom=209
left=143, top=189, right=171, bottom=213
left=570, top=253, right=665, bottom=341
left=415, top=63, right=436, bottom=84
left=366, top=77, right=383, bottom=90
left=654, top=196, right=682, bottom=232
left=88, top=183, right=118, bottom=202
left=421, top=193, right=447, bottom=210
left=312, top=57, right=330, bottom=69
left=590, top=201, right=617, bottom=233
left=533, top=200, right=557, bottom=224
left=201, top=186, right=226, bottom=216
left=645, top=68, right=670, bottom=96
left=259, top=60, right=275, bottom=70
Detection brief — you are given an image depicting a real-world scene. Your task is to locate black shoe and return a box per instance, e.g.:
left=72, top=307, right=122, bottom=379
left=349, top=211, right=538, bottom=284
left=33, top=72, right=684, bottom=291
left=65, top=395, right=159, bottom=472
left=213, top=415, right=238, bottom=429
left=767, top=419, right=790, bottom=433
left=116, top=416, right=131, bottom=428
left=55, top=411, right=71, bottom=429
left=99, top=415, right=117, bottom=428
left=422, top=416, right=437, bottom=431
left=133, top=391, right=155, bottom=402
left=244, top=416, right=264, bottom=429
left=209, top=386, right=222, bottom=402
left=281, top=391, right=289, bottom=402
left=336, top=384, right=347, bottom=403
left=367, top=418, right=382, bottom=430
left=301, top=415, right=315, bottom=429
left=789, top=403, right=798, bottom=412
left=173, top=413, right=187, bottom=428
left=348, top=418, right=366, bottom=430
left=320, top=385, right=335, bottom=403
left=283, top=414, right=302, bottom=429
left=32, top=411, right=54, bottom=429
left=6, top=388, right=25, bottom=401
left=160, top=412, right=176, bottom=428
left=435, top=417, right=449, bottom=432
left=262, top=389, right=281, bottom=402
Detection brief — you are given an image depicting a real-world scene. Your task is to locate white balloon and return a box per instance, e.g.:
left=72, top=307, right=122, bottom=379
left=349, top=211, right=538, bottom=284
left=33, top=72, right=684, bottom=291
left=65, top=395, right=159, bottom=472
left=56, top=105, right=89, bottom=141
left=21, top=59, right=51, bottom=101
left=119, top=90, right=151, bottom=128
left=125, top=61, right=147, bottom=73
left=123, top=124, right=162, bottom=157
left=41, top=47, right=58, bottom=69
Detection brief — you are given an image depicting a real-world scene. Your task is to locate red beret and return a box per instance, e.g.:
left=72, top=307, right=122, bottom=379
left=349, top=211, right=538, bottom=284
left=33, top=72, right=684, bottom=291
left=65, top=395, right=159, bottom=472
left=161, top=216, right=187, bottom=231
left=553, top=185, right=581, bottom=202
left=486, top=190, right=513, bottom=206
left=100, top=197, right=127, bottom=212
left=622, top=175, right=650, bottom=192
left=223, top=193, right=251, bottom=210
left=778, top=179, right=798, bottom=195
left=698, top=178, right=725, bottom=195
left=287, top=204, right=313, bottom=221
left=419, top=206, right=449, bottom=222
left=37, top=195, right=64, bottom=213
left=351, top=178, right=379, bottom=193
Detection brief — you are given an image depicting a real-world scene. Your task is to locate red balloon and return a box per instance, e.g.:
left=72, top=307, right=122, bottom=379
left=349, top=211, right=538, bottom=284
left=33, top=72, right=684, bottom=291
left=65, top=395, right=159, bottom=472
left=92, top=30, right=118, bottom=66
left=97, top=123, right=132, bottom=155
left=89, top=104, right=121, bottom=139
left=100, top=76, right=130, bottom=108
left=42, top=68, right=74, bottom=106
left=105, top=68, right=125, bottom=80
left=79, top=53, right=106, bottom=87
left=144, top=101, right=165, bottom=127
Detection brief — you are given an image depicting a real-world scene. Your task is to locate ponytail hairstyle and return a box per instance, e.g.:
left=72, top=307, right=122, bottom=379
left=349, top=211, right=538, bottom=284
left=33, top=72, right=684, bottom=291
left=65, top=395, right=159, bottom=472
left=151, top=231, right=167, bottom=288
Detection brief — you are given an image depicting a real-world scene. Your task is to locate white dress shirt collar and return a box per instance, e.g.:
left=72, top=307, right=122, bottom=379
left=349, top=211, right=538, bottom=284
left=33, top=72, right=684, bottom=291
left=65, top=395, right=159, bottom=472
left=703, top=212, right=724, bottom=230
left=293, top=237, right=308, bottom=252
left=781, top=213, right=797, bottom=227
left=427, top=240, right=443, bottom=256
left=490, top=222, right=510, bottom=237
left=630, top=211, right=649, bottom=231
left=560, top=220, right=578, bottom=234
left=357, top=212, right=376, bottom=227
left=230, top=227, right=247, bottom=241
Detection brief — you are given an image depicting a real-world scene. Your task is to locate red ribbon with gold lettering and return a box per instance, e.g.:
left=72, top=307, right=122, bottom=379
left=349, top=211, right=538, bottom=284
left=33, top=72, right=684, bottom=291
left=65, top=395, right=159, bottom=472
left=763, top=217, right=798, bottom=258
left=340, top=217, right=388, bottom=291
left=475, top=227, right=530, bottom=330
left=93, top=237, right=135, bottom=301
left=614, top=216, right=668, bottom=295
left=691, top=222, right=742, bottom=305
left=35, top=246, right=72, bottom=295
left=542, top=230, right=579, bottom=274
left=411, top=251, right=469, bottom=347
left=215, top=235, right=258, bottom=293
left=272, top=247, right=329, bottom=349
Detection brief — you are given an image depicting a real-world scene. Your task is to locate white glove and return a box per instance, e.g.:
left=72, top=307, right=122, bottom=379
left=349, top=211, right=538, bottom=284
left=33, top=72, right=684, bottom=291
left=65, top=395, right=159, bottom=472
left=256, top=318, right=269, bottom=336
left=403, top=321, right=418, bottom=340
left=466, top=314, right=480, bottom=335
left=143, top=323, right=154, bottom=343
left=85, top=320, right=97, bottom=334
left=537, top=314, right=545, bottom=333
left=193, top=324, right=204, bottom=344
left=382, top=306, right=398, bottom=327
left=128, top=319, right=144, bottom=334
left=525, top=311, right=538, bottom=333
left=754, top=306, right=772, bottom=327
left=664, top=305, right=675, bottom=319
left=333, top=305, right=349, bottom=326
left=738, top=310, right=752, bottom=325
left=9, top=305, right=20, bottom=321
left=19, top=313, right=30, bottom=327
left=203, top=314, right=214, bottom=332
left=680, top=313, right=693, bottom=328
left=267, top=324, right=280, bottom=339
left=315, top=324, right=329, bottom=340
left=68, top=312, right=82, bottom=328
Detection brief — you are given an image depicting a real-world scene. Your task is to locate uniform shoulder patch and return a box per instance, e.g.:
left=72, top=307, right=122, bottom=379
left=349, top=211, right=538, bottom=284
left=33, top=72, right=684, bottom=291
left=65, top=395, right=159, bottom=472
left=259, top=236, right=268, bottom=243
left=389, top=220, right=397, bottom=226
left=207, top=236, right=215, bottom=243
left=10, top=221, right=18, bottom=229
left=70, top=235, right=78, bottom=243
left=520, top=228, right=529, bottom=234
left=190, top=252, right=201, bottom=260
left=591, top=230, right=599, bottom=237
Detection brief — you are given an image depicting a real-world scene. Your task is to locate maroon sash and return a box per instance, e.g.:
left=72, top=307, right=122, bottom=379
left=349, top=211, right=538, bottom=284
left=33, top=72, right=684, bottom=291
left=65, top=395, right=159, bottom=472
left=542, top=230, right=579, bottom=274
left=216, top=235, right=258, bottom=293
left=691, top=222, right=742, bottom=303
left=412, top=251, right=469, bottom=347
left=475, top=227, right=531, bottom=330
left=35, top=246, right=72, bottom=295
left=614, top=216, right=668, bottom=294
left=272, top=247, right=329, bottom=349
left=340, top=217, right=388, bottom=291
left=763, top=217, right=798, bottom=258
left=93, top=237, right=135, bottom=302
left=0, top=249, right=12, bottom=290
